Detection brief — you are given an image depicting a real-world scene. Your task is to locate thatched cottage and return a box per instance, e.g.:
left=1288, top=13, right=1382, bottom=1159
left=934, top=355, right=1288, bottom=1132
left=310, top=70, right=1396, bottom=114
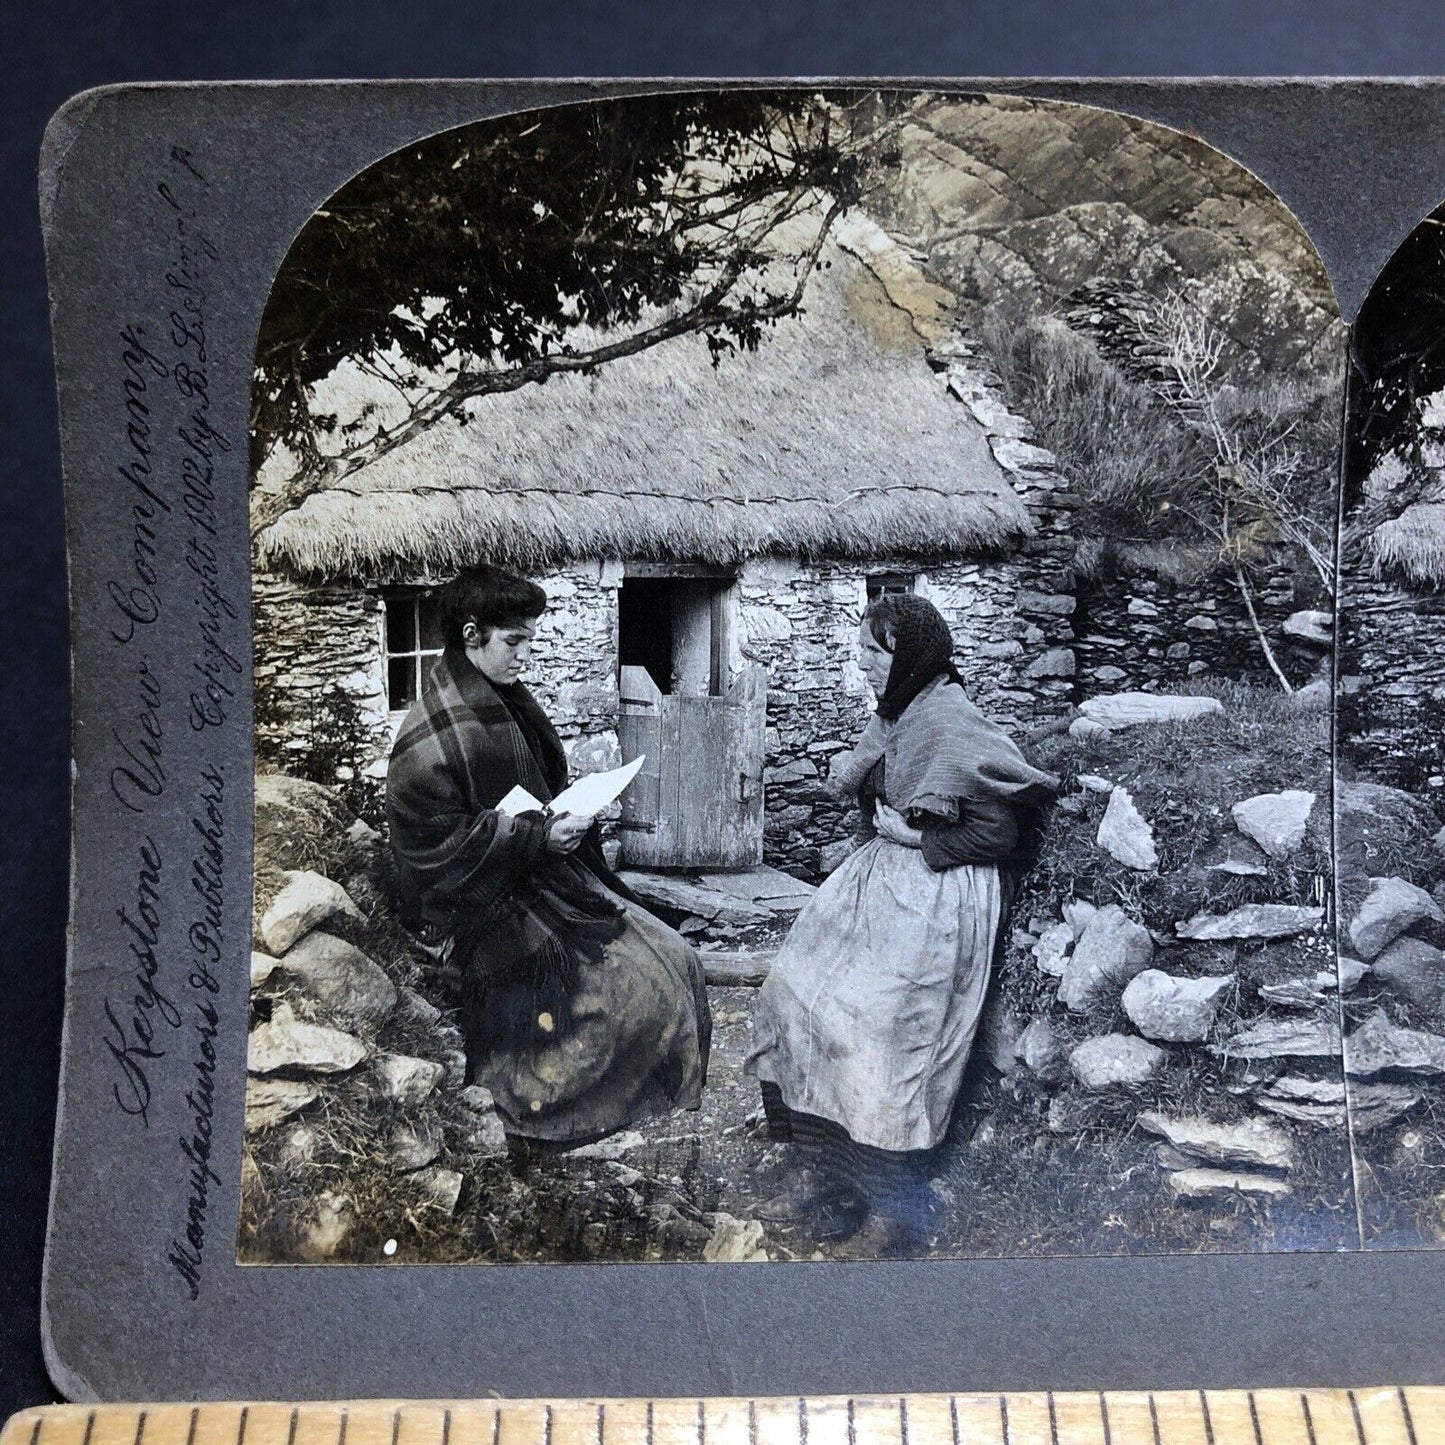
left=252, top=217, right=1076, bottom=876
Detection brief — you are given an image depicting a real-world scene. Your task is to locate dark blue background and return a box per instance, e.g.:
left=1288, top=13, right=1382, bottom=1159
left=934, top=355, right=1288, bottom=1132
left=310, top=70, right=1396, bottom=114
left=7, top=0, right=1445, bottom=1416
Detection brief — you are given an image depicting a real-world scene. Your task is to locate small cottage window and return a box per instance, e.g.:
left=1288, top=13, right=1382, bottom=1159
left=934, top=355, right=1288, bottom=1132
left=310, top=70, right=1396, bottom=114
left=384, top=590, right=443, bottom=711
left=866, top=570, right=919, bottom=599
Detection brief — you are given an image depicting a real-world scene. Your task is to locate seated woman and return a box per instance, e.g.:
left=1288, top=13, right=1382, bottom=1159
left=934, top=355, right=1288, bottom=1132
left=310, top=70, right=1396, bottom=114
left=745, top=592, right=1056, bottom=1252
left=386, top=564, right=711, bottom=1153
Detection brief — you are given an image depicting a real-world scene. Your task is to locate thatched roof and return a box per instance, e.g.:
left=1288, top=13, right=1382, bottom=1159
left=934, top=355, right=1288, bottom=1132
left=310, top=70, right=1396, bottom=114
left=1374, top=502, right=1445, bottom=588
left=255, top=218, right=1033, bottom=580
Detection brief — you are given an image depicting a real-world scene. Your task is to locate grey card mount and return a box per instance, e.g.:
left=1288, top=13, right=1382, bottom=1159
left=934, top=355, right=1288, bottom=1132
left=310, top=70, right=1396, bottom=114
left=40, top=79, right=1445, bottom=1401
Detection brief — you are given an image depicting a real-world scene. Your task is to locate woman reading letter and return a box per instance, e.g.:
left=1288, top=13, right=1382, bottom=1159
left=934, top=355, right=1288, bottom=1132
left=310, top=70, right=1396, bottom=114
left=387, top=564, right=711, bottom=1155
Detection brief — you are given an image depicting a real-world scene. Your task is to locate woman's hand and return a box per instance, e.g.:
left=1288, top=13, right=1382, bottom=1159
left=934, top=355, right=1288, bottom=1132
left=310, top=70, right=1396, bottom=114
left=544, top=812, right=591, bottom=855
left=874, top=801, right=923, bottom=848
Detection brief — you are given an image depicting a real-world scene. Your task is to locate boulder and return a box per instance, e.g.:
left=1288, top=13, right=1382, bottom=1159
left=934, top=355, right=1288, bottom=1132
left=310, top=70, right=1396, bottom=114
left=1260, top=977, right=1327, bottom=1011
left=251, top=951, right=280, bottom=989
left=1078, top=773, right=1114, bottom=794
left=261, top=869, right=366, bottom=954
left=1078, top=692, right=1224, bottom=730
left=1282, top=610, right=1332, bottom=646
left=347, top=818, right=382, bottom=847
left=254, top=774, right=348, bottom=863
left=1435, top=825, right=1445, bottom=858
left=1253, top=1076, right=1347, bottom=1129
left=1352, top=1081, right=1425, bottom=1131
left=1344, top=1011, right=1445, bottom=1079
left=1338, top=780, right=1439, bottom=841
left=1069, top=717, right=1112, bottom=743
left=394, top=986, right=443, bottom=1029
left=569, top=1129, right=647, bottom=1161
left=363, top=1052, right=446, bottom=1108
left=1025, top=648, right=1076, bottom=679
left=1032, top=922, right=1074, bottom=977
left=273, top=931, right=398, bottom=1037
left=1176, top=904, right=1323, bottom=941
left=245, top=1077, right=320, bottom=1133
left=1069, top=1034, right=1165, bottom=1089
left=1334, top=959, right=1371, bottom=993
left=1231, top=790, right=1315, bottom=858
left=458, top=1083, right=497, bottom=1114
left=1018, top=1016, right=1070, bottom=1083
left=412, top=1166, right=465, bottom=1218
left=616, top=871, right=773, bottom=923
left=386, top=1121, right=442, bottom=1172
left=1136, top=1112, right=1293, bottom=1172
left=1371, top=937, right=1445, bottom=1011
left=1167, top=1169, right=1291, bottom=1201
left=1253, top=1076, right=1420, bottom=1132
left=1213, top=1016, right=1341, bottom=1062
left=248, top=1003, right=367, bottom=1076
left=1057, top=904, right=1155, bottom=1012
left=463, top=1110, right=510, bottom=1157
left=1097, top=787, right=1158, bottom=870
left=1122, top=970, right=1234, bottom=1043
left=704, top=1214, right=769, bottom=1262
left=1349, top=877, right=1445, bottom=963
left=1209, top=858, right=1269, bottom=878
left=1062, top=898, right=1098, bottom=939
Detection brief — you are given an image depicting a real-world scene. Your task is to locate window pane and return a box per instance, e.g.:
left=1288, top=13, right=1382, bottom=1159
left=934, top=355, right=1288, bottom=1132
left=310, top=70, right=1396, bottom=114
left=419, top=651, right=443, bottom=691
left=866, top=572, right=916, bottom=599
left=388, top=655, right=417, bottom=711
left=385, top=595, right=416, bottom=653
left=418, top=595, right=444, bottom=650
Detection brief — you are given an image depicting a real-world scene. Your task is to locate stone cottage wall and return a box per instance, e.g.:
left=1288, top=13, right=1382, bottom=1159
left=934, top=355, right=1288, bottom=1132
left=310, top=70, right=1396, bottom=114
left=738, top=545, right=1076, bottom=879
left=1339, top=579, right=1445, bottom=793
left=252, top=562, right=622, bottom=807
left=252, top=578, right=392, bottom=791
left=1072, top=549, right=1324, bottom=696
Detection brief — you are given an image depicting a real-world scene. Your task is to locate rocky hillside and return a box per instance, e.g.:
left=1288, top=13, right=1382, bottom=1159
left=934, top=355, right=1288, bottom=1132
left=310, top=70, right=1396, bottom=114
left=867, top=94, right=1341, bottom=378
left=243, top=678, right=1445, bottom=1262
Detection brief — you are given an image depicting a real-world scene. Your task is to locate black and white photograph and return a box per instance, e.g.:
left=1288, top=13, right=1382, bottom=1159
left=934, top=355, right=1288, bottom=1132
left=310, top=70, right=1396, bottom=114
left=242, top=88, right=1351, bottom=1266
left=1338, top=204, right=1445, bottom=1249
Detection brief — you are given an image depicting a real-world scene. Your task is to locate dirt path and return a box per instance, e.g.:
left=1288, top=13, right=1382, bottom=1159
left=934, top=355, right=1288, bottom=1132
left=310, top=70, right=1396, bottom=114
left=533, top=981, right=845, bottom=1260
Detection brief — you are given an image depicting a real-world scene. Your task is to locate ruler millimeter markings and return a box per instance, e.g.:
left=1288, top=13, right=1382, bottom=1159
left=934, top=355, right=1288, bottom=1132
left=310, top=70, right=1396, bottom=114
left=4, top=1391, right=1440, bottom=1445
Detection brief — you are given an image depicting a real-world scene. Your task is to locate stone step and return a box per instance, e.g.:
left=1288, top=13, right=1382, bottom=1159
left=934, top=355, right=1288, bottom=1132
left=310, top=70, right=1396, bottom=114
left=701, top=951, right=776, bottom=987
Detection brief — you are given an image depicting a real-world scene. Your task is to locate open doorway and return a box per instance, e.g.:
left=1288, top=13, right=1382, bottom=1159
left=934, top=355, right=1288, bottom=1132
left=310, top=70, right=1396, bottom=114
left=617, top=564, right=736, bottom=697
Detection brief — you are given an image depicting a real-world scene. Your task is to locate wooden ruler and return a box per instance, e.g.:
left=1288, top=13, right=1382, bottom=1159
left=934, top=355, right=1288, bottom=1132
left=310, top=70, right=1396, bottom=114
left=3, top=1392, right=1442, bottom=1445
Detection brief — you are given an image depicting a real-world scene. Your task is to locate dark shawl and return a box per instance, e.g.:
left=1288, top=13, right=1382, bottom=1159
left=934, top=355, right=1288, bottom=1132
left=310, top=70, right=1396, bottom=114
left=387, top=646, right=628, bottom=1059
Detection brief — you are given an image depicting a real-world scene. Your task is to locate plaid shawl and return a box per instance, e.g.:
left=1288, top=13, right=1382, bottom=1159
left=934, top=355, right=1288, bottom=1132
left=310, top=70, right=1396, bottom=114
left=833, top=676, right=1059, bottom=823
left=387, top=646, right=627, bottom=1058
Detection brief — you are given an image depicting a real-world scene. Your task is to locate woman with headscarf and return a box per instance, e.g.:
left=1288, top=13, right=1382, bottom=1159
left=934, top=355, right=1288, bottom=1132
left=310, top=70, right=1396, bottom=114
left=387, top=564, right=711, bottom=1157
left=745, top=592, right=1056, bottom=1253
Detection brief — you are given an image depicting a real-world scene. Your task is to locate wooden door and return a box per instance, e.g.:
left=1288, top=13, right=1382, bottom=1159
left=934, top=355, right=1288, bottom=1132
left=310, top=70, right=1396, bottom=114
left=617, top=664, right=766, bottom=869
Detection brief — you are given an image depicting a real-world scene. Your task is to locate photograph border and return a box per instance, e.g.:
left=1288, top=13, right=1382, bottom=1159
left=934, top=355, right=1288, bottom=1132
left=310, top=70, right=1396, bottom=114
left=41, top=75, right=1445, bottom=1401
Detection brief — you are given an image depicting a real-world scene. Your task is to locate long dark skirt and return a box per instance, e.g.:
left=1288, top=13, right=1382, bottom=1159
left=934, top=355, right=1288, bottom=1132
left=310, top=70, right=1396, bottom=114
left=759, top=1081, right=943, bottom=1231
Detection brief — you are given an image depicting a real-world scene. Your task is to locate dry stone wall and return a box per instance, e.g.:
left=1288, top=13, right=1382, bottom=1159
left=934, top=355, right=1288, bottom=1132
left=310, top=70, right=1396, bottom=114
left=1073, top=552, right=1322, bottom=696
left=1340, top=580, right=1445, bottom=793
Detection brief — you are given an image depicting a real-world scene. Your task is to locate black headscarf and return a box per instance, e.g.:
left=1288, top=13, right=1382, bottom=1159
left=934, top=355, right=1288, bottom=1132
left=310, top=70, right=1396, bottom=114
left=869, top=594, right=965, bottom=720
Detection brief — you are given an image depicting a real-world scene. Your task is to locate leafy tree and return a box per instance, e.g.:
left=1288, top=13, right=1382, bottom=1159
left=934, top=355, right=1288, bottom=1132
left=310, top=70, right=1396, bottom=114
left=1348, top=200, right=1445, bottom=485
left=251, top=91, right=888, bottom=536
